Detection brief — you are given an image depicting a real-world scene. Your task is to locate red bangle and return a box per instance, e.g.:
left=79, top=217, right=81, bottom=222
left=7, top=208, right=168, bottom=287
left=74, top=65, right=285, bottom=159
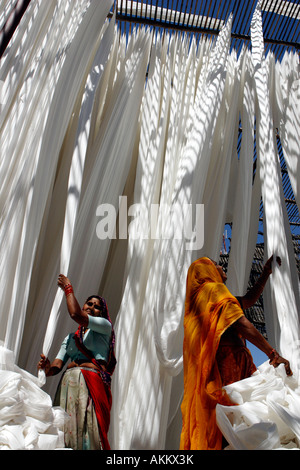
left=64, top=284, right=74, bottom=297
left=268, top=348, right=279, bottom=359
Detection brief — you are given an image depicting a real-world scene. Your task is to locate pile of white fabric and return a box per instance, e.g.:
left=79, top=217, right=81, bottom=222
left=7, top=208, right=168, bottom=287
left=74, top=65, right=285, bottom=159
left=217, top=362, right=300, bottom=450
left=0, top=344, right=67, bottom=450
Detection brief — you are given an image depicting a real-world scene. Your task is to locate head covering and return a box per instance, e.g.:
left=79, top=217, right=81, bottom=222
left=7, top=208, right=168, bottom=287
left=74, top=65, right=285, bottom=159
left=180, top=257, right=244, bottom=450
left=85, top=295, right=117, bottom=377
left=76, top=295, right=117, bottom=383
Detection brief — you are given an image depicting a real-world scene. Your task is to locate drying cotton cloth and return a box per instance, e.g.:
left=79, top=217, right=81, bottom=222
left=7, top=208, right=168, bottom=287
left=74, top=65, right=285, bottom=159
left=40, top=6, right=116, bottom=368
left=216, top=361, right=300, bottom=450
left=111, top=16, right=234, bottom=450
left=0, top=0, right=114, bottom=447
left=275, top=52, right=300, bottom=211
left=216, top=3, right=300, bottom=450
left=0, top=0, right=300, bottom=451
left=3, top=0, right=114, bottom=359
left=226, top=49, right=260, bottom=297
left=21, top=20, right=152, bottom=397
left=0, top=344, right=67, bottom=450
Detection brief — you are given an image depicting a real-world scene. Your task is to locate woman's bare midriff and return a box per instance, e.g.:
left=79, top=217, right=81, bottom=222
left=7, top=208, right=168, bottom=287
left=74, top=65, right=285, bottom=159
left=219, top=323, right=245, bottom=347
left=67, top=360, right=98, bottom=370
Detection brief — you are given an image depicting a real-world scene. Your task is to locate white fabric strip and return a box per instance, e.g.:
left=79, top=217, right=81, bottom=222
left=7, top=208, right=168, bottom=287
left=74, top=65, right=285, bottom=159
left=252, top=3, right=300, bottom=370
left=226, top=48, right=260, bottom=296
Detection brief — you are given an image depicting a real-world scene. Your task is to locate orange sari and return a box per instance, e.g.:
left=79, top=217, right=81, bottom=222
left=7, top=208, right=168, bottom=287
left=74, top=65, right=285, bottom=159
left=180, top=257, right=245, bottom=450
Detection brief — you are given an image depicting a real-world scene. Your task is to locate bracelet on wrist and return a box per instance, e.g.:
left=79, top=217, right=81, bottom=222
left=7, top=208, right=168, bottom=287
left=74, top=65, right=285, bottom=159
left=268, top=348, right=279, bottom=360
left=64, top=284, right=74, bottom=297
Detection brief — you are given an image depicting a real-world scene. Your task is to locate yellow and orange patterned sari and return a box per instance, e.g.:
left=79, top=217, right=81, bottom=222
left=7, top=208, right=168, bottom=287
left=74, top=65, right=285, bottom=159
left=180, top=257, right=246, bottom=450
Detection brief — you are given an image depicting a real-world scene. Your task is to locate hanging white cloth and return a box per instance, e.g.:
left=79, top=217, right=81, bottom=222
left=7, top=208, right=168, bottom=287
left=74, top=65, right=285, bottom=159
left=111, top=16, right=235, bottom=450
left=275, top=52, right=300, bottom=210
left=216, top=2, right=300, bottom=450
left=20, top=23, right=152, bottom=400
left=0, top=0, right=115, bottom=449
left=1, top=0, right=114, bottom=359
left=226, top=48, right=261, bottom=296
left=38, top=7, right=116, bottom=385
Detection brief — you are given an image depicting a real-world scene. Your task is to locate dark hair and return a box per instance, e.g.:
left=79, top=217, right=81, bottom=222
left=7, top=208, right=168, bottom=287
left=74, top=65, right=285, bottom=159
left=86, top=295, right=108, bottom=319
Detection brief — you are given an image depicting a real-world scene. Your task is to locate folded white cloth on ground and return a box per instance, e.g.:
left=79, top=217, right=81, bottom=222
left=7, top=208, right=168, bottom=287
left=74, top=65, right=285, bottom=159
left=0, top=344, right=68, bottom=450
left=216, top=361, right=300, bottom=450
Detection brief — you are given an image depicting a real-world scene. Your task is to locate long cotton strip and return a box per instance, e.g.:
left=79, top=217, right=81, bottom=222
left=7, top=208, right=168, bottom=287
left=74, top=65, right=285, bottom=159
left=22, top=27, right=152, bottom=399
left=251, top=3, right=300, bottom=373
left=111, top=16, right=233, bottom=450
left=0, top=0, right=70, bottom=343
left=275, top=52, right=300, bottom=212
left=111, top=33, right=177, bottom=450
left=226, top=49, right=260, bottom=296
left=41, top=15, right=115, bottom=365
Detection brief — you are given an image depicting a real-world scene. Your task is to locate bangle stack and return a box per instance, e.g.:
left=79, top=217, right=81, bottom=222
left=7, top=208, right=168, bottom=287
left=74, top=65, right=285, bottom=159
left=268, top=348, right=279, bottom=360
left=64, top=284, right=74, bottom=297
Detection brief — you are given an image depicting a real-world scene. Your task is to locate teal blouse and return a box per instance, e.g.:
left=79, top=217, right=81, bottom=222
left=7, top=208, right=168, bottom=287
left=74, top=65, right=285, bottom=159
left=56, top=315, right=112, bottom=364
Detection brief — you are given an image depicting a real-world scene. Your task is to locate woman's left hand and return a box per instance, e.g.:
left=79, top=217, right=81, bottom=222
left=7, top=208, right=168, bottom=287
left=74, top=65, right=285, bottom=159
left=264, top=255, right=281, bottom=275
left=269, top=352, right=292, bottom=376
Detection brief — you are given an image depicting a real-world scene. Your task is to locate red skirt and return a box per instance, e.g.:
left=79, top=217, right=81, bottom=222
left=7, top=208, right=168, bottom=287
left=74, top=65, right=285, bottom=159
left=80, top=368, right=112, bottom=450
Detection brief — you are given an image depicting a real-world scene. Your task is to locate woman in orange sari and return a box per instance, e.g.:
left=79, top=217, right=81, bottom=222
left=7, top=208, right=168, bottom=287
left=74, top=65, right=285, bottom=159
left=180, top=257, right=292, bottom=450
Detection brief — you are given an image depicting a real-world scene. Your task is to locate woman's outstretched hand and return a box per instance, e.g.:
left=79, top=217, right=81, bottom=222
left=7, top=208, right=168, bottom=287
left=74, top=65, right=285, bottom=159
left=57, top=274, right=71, bottom=290
left=264, top=255, right=281, bottom=275
left=269, top=351, right=292, bottom=376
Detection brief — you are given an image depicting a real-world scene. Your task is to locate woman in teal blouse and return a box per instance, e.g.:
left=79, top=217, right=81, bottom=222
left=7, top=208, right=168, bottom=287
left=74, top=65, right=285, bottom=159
left=38, top=275, right=116, bottom=450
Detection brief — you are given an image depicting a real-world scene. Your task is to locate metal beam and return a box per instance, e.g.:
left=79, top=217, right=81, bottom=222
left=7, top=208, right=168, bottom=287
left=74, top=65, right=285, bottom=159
left=0, top=0, right=31, bottom=59
left=112, top=10, right=300, bottom=50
